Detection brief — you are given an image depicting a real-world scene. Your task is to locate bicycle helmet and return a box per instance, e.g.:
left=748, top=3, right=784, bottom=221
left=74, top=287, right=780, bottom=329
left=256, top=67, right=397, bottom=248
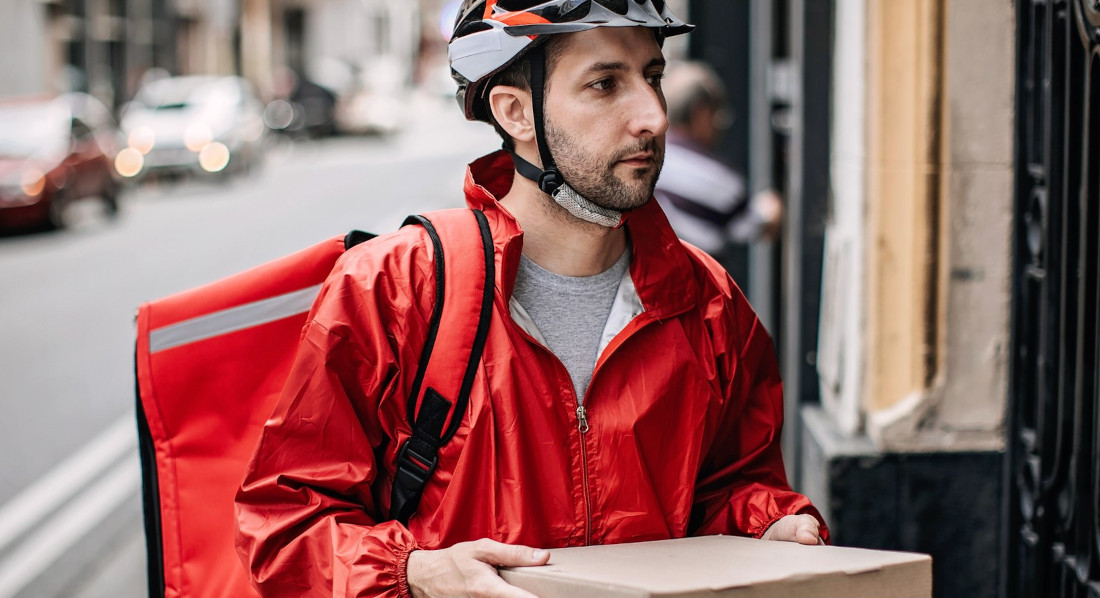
left=449, top=0, right=693, bottom=227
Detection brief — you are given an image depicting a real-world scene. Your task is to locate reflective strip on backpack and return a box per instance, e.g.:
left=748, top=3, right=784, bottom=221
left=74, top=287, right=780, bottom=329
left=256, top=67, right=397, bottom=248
left=148, top=285, right=322, bottom=353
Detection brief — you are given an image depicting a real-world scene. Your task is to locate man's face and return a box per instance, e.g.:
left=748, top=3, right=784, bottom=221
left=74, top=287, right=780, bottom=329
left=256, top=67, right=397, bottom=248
left=543, top=27, right=669, bottom=212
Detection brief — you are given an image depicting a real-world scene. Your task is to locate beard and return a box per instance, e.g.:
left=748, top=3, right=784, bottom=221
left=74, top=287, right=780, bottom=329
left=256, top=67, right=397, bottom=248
left=545, top=121, right=665, bottom=212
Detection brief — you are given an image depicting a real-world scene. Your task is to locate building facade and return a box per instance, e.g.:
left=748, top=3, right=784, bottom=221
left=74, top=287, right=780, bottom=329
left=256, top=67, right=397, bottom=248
left=0, top=0, right=422, bottom=109
left=691, top=1, right=1098, bottom=596
left=0, top=0, right=175, bottom=106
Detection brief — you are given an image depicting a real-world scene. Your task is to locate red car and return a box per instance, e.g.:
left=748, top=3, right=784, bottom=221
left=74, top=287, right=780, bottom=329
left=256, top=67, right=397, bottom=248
left=0, top=93, right=122, bottom=230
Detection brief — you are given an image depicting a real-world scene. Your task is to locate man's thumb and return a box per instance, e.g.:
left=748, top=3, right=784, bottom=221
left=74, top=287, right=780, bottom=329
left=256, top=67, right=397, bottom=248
left=473, top=540, right=551, bottom=567
left=501, top=544, right=550, bottom=567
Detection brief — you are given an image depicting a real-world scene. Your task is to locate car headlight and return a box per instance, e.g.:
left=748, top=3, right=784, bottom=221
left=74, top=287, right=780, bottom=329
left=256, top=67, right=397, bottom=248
left=128, top=127, right=156, bottom=154
left=115, top=148, right=145, bottom=177
left=20, top=169, right=45, bottom=197
left=199, top=142, right=231, bottom=173
left=184, top=122, right=214, bottom=153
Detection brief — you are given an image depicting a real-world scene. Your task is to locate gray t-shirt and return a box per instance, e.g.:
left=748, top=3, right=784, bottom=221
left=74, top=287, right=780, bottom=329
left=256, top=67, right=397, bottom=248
left=511, top=248, right=631, bottom=402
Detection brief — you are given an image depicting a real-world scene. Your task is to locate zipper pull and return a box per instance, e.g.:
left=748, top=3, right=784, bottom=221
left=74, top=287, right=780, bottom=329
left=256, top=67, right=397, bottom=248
left=576, top=405, right=589, bottom=434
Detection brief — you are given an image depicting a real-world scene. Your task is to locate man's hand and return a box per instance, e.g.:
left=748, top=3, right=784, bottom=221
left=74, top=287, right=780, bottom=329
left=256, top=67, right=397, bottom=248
left=750, top=189, right=784, bottom=241
left=406, top=538, right=551, bottom=598
left=760, top=514, right=824, bottom=545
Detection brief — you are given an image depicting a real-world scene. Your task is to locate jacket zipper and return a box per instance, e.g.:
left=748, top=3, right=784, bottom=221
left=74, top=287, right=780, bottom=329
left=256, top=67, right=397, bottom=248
left=514, top=330, right=595, bottom=546
left=508, top=310, right=665, bottom=548
left=576, top=403, right=592, bottom=545
left=576, top=312, right=661, bottom=546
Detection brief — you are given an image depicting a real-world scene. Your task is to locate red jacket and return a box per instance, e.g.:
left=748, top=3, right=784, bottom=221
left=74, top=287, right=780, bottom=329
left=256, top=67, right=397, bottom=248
left=235, top=150, right=827, bottom=597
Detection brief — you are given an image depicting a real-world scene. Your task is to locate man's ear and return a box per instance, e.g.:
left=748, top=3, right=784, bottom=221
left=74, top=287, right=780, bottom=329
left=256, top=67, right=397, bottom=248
left=488, top=85, right=535, bottom=143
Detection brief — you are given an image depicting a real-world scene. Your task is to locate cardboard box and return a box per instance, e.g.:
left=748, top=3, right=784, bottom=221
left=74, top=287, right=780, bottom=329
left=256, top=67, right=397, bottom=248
left=499, top=535, right=931, bottom=597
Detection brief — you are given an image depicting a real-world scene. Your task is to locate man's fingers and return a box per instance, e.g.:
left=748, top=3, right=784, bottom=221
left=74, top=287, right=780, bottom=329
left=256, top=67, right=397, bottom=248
left=408, top=541, right=550, bottom=598
left=463, top=541, right=548, bottom=598
left=794, top=526, right=820, bottom=545
left=762, top=514, right=823, bottom=544
left=469, top=539, right=550, bottom=567
left=793, top=515, right=821, bottom=545
left=469, top=572, right=543, bottom=598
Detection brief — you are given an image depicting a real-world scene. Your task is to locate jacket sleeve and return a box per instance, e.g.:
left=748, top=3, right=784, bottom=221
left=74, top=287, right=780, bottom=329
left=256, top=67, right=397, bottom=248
left=690, top=279, right=830, bottom=543
left=234, top=267, right=419, bottom=597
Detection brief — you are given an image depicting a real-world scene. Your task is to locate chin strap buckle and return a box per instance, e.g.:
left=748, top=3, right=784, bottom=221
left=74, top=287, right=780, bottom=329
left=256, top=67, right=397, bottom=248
left=538, top=169, right=562, bottom=195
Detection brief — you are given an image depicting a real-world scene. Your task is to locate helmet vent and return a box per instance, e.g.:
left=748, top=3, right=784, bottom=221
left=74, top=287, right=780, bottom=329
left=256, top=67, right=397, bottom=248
left=597, top=0, right=630, bottom=15
left=496, top=0, right=550, bottom=9
left=454, top=20, right=493, bottom=37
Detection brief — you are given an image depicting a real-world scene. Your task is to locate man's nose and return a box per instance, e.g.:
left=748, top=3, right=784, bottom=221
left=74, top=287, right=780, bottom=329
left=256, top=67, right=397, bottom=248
left=629, top=83, right=669, bottom=138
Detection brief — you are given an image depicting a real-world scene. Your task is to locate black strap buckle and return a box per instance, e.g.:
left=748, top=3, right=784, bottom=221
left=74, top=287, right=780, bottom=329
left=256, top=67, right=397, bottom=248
left=394, top=438, right=439, bottom=489
left=538, top=169, right=563, bottom=195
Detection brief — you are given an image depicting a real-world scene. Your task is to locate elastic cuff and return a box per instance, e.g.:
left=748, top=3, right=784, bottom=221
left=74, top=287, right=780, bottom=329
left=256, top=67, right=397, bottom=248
left=396, top=542, right=419, bottom=598
left=750, top=513, right=787, bottom=539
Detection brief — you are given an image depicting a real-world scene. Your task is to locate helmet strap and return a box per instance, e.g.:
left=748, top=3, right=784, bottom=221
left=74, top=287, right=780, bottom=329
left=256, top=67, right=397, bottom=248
left=512, top=45, right=626, bottom=229
left=508, top=149, right=626, bottom=228
left=527, top=45, right=563, bottom=195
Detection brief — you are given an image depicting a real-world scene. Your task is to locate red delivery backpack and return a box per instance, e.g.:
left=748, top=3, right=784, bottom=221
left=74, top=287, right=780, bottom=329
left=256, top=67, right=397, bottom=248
left=135, top=208, right=495, bottom=598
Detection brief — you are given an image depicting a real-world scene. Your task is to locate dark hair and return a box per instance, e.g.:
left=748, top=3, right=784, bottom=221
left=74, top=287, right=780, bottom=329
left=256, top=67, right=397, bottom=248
left=483, top=37, right=566, bottom=151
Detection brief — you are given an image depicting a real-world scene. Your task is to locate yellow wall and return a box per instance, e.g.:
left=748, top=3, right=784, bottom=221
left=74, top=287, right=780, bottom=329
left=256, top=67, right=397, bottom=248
left=858, top=0, right=1013, bottom=450
left=865, top=0, right=943, bottom=415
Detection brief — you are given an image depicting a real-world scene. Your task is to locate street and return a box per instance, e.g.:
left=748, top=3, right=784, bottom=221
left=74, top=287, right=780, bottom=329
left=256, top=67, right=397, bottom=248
left=0, top=94, right=500, bottom=598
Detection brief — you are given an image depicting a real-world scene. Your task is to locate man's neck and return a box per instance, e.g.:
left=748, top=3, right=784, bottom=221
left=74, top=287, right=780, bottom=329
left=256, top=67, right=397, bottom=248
left=499, top=172, right=628, bottom=277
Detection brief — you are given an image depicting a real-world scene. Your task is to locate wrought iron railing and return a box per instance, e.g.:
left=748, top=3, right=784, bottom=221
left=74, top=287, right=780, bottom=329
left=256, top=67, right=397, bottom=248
left=1007, top=0, right=1100, bottom=596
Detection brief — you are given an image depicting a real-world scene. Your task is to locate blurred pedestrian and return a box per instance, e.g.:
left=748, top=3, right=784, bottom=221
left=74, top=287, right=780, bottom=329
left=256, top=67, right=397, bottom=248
left=655, top=61, right=783, bottom=264
left=236, top=2, right=826, bottom=597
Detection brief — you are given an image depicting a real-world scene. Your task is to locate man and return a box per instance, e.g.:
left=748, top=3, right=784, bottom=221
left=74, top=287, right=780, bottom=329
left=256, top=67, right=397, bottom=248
left=235, top=2, right=826, bottom=597
left=655, top=61, right=783, bottom=260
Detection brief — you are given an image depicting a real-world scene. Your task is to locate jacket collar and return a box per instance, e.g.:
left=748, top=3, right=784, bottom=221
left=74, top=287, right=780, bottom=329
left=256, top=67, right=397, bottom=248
left=463, top=150, right=698, bottom=319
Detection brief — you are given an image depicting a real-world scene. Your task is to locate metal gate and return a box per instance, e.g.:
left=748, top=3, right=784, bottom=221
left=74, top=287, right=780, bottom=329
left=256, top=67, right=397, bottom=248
left=1007, top=0, right=1100, bottom=596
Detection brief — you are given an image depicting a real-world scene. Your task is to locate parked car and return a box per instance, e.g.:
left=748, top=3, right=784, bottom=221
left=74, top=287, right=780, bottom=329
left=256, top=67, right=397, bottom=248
left=263, top=68, right=338, bottom=139
left=118, top=75, right=265, bottom=180
left=0, top=93, right=122, bottom=230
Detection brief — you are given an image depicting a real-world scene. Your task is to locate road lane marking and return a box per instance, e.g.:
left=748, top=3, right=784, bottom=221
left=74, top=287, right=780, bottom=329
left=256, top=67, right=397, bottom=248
left=0, top=455, right=140, bottom=598
left=0, top=417, right=134, bottom=553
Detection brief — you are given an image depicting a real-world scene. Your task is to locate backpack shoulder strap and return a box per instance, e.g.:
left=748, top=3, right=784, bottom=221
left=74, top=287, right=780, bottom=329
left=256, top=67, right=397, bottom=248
left=390, top=208, right=495, bottom=524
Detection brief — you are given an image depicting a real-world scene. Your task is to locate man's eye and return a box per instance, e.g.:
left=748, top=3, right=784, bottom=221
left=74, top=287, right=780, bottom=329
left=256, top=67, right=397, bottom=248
left=591, top=78, right=615, bottom=90
left=647, top=73, right=665, bottom=87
